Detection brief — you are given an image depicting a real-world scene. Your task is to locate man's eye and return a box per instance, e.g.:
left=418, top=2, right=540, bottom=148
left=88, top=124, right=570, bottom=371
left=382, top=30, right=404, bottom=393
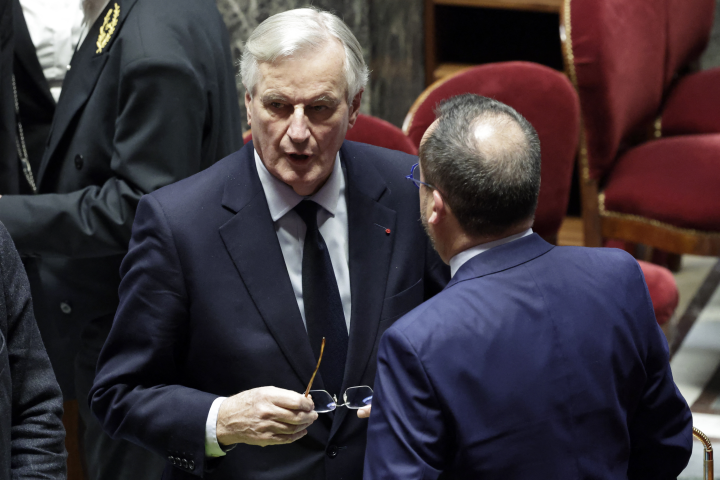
left=269, top=102, right=286, bottom=109
left=311, top=105, right=328, bottom=112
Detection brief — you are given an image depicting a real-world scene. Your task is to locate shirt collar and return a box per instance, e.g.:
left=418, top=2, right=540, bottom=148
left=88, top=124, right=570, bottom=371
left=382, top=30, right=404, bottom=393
left=449, top=228, right=534, bottom=278
left=254, top=150, right=343, bottom=222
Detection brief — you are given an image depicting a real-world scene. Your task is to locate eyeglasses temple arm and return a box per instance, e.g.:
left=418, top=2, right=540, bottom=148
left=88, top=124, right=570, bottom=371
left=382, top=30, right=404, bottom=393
left=304, top=337, right=325, bottom=397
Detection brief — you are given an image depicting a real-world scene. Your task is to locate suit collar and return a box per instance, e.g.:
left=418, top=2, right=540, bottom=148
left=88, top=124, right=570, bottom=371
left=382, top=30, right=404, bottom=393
left=447, top=233, right=554, bottom=289
left=38, top=0, right=139, bottom=184
left=219, top=142, right=326, bottom=389
left=329, top=141, right=395, bottom=438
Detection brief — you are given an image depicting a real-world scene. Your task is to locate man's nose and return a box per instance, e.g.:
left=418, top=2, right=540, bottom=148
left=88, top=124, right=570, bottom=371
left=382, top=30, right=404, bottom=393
left=287, top=106, right=310, bottom=143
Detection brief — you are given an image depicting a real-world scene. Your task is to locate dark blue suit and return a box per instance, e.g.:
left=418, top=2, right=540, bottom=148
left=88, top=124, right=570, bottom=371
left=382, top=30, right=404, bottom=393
left=365, top=234, right=692, bottom=479
left=89, top=141, right=448, bottom=479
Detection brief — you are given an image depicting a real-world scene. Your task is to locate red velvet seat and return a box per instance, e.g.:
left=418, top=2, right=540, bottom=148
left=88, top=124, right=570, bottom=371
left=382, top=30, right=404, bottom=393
left=662, top=69, right=720, bottom=136
left=403, top=61, right=580, bottom=240
left=243, top=113, right=417, bottom=155
left=603, top=135, right=720, bottom=232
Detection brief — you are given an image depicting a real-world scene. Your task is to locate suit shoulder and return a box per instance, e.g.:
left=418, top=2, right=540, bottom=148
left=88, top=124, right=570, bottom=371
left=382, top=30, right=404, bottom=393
left=118, top=0, right=228, bottom=65
left=147, top=149, right=241, bottom=211
left=343, top=141, right=417, bottom=176
left=548, top=245, right=642, bottom=278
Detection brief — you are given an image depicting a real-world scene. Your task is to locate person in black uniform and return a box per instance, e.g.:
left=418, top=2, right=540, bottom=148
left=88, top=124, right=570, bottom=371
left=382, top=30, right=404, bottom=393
left=0, top=0, right=243, bottom=478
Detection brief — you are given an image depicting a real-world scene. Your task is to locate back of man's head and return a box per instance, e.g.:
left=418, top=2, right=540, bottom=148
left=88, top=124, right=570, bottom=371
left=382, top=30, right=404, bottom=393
left=240, top=8, right=368, bottom=103
left=419, top=94, right=541, bottom=238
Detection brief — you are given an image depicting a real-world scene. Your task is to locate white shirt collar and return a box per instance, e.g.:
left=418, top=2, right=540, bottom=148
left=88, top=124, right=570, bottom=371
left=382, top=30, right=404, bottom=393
left=449, top=228, right=534, bottom=278
left=254, top=150, right=343, bottom=221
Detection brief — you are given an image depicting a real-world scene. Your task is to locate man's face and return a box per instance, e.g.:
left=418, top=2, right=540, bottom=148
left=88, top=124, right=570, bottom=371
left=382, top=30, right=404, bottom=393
left=246, top=41, right=362, bottom=196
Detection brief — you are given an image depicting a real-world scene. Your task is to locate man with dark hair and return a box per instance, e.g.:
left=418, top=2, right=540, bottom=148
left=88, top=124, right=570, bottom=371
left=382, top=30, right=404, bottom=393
left=363, top=94, right=692, bottom=479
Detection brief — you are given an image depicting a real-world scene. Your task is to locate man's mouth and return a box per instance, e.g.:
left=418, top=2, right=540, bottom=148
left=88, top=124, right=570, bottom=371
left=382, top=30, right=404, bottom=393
left=288, top=153, right=311, bottom=161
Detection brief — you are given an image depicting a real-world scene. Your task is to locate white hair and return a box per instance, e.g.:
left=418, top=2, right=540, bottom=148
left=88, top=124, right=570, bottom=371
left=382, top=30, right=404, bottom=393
left=240, top=8, right=369, bottom=103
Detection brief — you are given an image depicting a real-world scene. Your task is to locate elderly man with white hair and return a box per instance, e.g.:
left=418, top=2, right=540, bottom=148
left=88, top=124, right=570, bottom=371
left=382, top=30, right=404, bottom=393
left=90, top=7, right=448, bottom=480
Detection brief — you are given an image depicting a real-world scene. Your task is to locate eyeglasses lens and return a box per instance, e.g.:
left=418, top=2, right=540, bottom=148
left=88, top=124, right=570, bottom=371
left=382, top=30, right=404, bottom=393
left=309, top=390, right=336, bottom=412
left=344, top=386, right=373, bottom=409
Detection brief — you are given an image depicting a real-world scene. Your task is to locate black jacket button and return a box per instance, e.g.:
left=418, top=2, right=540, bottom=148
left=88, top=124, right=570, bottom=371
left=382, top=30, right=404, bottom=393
left=326, top=444, right=339, bottom=458
left=74, top=154, right=84, bottom=170
left=189, top=460, right=195, bottom=471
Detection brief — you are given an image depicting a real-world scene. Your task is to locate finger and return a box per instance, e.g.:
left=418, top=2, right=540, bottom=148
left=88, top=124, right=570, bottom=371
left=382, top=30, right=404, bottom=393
left=357, top=405, right=371, bottom=419
left=265, top=420, right=314, bottom=435
left=262, top=403, right=318, bottom=426
left=266, top=387, right=315, bottom=411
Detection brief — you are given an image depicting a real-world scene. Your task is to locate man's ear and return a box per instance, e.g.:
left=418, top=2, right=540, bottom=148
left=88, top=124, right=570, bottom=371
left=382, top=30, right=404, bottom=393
left=347, top=89, right=364, bottom=129
left=245, top=91, right=253, bottom=126
left=427, top=189, right=445, bottom=225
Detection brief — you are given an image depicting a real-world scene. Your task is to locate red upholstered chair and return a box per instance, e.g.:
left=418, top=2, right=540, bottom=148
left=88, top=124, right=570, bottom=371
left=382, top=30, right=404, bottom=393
left=561, top=0, right=720, bottom=256
left=403, top=61, right=579, bottom=242
left=243, top=113, right=418, bottom=155
left=661, top=0, right=720, bottom=136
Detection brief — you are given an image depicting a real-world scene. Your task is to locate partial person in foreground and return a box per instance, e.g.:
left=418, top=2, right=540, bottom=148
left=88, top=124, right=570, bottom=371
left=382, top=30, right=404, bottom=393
left=363, top=94, right=693, bottom=479
left=89, top=7, right=447, bottom=480
left=0, top=221, right=67, bottom=479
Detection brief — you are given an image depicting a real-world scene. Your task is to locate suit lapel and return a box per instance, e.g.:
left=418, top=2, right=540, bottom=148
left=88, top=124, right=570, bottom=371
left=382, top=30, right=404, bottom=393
left=12, top=0, right=54, bottom=107
left=218, top=144, right=324, bottom=393
left=330, top=141, right=396, bottom=438
left=38, top=0, right=138, bottom=184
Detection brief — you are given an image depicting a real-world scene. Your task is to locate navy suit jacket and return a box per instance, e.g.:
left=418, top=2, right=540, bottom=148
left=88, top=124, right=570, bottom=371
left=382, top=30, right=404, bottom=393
left=364, top=234, right=692, bottom=479
left=90, top=141, right=449, bottom=479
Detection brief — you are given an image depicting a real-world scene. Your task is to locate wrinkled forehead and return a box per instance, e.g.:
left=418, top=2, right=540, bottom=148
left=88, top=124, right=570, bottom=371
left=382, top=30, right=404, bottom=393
left=254, top=41, right=348, bottom=100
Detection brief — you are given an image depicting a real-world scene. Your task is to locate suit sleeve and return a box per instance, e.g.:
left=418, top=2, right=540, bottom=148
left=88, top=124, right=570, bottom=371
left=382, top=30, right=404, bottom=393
left=0, top=57, right=208, bottom=259
left=627, top=261, right=693, bottom=480
left=0, top=223, right=66, bottom=479
left=364, top=326, right=447, bottom=480
left=89, top=194, right=216, bottom=477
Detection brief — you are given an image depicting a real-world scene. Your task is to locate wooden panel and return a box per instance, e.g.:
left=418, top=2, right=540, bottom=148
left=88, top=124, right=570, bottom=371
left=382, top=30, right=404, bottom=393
left=432, top=0, right=562, bottom=14
left=557, top=216, right=584, bottom=247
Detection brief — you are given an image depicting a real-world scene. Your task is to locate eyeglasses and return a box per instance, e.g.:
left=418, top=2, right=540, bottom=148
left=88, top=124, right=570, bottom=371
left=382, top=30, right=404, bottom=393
left=309, top=386, right=373, bottom=413
left=405, top=163, right=435, bottom=190
left=303, top=338, right=373, bottom=413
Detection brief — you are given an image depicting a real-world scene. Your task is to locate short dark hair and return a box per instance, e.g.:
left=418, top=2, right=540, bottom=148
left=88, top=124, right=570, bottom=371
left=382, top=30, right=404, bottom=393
left=419, top=94, right=541, bottom=237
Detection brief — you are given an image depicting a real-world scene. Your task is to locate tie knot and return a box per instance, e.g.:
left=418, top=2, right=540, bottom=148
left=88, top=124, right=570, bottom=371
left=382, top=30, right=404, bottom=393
left=294, top=200, right=320, bottom=228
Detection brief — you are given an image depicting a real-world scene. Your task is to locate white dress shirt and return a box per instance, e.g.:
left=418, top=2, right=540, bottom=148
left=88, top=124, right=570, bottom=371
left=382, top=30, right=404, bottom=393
left=449, top=229, right=534, bottom=278
left=205, top=150, right=352, bottom=457
left=19, top=0, right=84, bottom=102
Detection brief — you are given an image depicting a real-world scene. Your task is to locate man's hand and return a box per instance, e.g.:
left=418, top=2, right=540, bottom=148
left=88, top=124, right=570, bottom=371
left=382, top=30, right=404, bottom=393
left=357, top=405, right=371, bottom=419
left=216, top=386, right=318, bottom=447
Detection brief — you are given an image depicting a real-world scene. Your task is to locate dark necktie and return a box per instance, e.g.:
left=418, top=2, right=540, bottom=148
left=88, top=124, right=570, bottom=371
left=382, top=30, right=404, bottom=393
left=294, top=200, right=348, bottom=395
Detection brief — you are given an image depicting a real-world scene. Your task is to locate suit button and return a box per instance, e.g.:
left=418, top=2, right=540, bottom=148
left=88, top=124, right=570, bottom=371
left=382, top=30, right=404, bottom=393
left=74, top=154, right=84, bottom=170
left=326, top=444, right=339, bottom=458
left=182, top=459, right=188, bottom=469
left=60, top=302, right=72, bottom=314
left=169, top=456, right=176, bottom=465
left=188, top=460, right=195, bottom=471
